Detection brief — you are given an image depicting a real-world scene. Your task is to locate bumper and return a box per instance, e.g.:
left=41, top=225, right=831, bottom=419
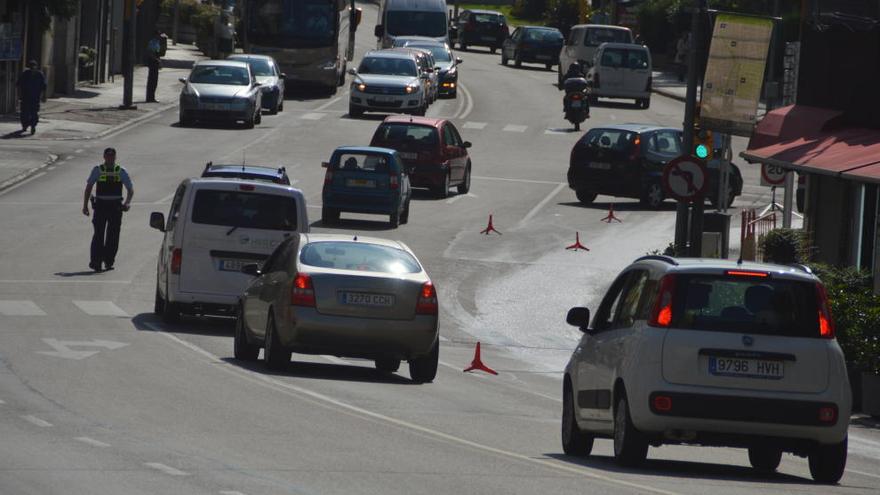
left=462, top=33, right=503, bottom=47
left=168, top=289, right=238, bottom=314
left=519, top=51, right=559, bottom=65
left=323, top=193, right=399, bottom=215
left=276, top=306, right=438, bottom=359
left=350, top=91, right=422, bottom=112
left=407, top=164, right=448, bottom=188
left=592, top=87, right=651, bottom=100
left=438, top=78, right=458, bottom=95
left=260, top=89, right=281, bottom=109
left=180, top=100, right=253, bottom=122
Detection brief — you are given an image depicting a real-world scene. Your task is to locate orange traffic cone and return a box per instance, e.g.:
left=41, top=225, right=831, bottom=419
left=600, top=203, right=622, bottom=223
left=463, top=342, right=498, bottom=375
left=565, top=232, right=590, bottom=251
left=480, top=214, right=502, bottom=235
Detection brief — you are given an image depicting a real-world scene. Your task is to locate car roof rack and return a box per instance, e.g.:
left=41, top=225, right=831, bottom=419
left=203, top=161, right=213, bottom=174
left=634, top=255, right=679, bottom=265
left=787, top=263, right=813, bottom=274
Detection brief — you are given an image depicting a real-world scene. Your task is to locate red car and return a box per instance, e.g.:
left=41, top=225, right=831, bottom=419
left=369, top=116, right=472, bottom=198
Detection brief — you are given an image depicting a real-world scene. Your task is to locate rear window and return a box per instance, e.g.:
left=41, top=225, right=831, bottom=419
left=670, top=274, right=820, bottom=337
left=473, top=13, right=504, bottom=24
left=202, top=170, right=287, bottom=184
left=600, top=48, right=649, bottom=69
left=373, top=124, right=438, bottom=146
left=300, top=242, right=422, bottom=274
left=582, top=128, right=637, bottom=152
left=525, top=29, right=563, bottom=42
left=191, top=190, right=297, bottom=231
left=335, top=153, right=393, bottom=172
left=585, top=28, right=632, bottom=47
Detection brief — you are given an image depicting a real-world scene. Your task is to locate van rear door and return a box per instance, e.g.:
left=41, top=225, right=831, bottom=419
left=623, top=48, right=651, bottom=96
left=179, top=183, right=304, bottom=298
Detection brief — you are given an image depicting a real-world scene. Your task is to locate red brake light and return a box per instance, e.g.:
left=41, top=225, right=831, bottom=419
left=291, top=273, right=316, bottom=307
left=818, top=405, right=837, bottom=423
left=323, top=169, right=333, bottom=185
left=390, top=174, right=399, bottom=190
left=239, top=184, right=255, bottom=191
left=170, top=248, right=182, bottom=275
left=571, top=93, right=583, bottom=100
left=629, top=135, right=641, bottom=160
left=652, top=395, right=673, bottom=412
left=816, top=283, right=835, bottom=338
left=649, top=275, right=676, bottom=327
left=725, top=270, right=769, bottom=278
left=416, top=282, right=438, bottom=315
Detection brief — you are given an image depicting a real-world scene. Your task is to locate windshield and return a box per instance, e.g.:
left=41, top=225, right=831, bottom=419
left=524, top=29, right=563, bottom=43
left=189, top=65, right=250, bottom=85
left=407, top=43, right=451, bottom=62
left=191, top=190, right=298, bottom=231
left=300, top=242, right=422, bottom=274
left=585, top=28, right=632, bottom=47
left=386, top=11, right=447, bottom=38
left=245, top=58, right=275, bottom=76
left=246, top=0, right=337, bottom=48
left=358, top=57, right=418, bottom=76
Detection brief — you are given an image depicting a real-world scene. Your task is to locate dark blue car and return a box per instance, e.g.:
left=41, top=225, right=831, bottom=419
left=321, top=146, right=412, bottom=228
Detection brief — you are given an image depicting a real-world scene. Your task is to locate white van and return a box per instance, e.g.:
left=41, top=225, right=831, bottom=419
left=587, top=42, right=652, bottom=108
left=149, top=178, right=309, bottom=321
left=558, top=24, right=634, bottom=84
left=374, top=0, right=448, bottom=49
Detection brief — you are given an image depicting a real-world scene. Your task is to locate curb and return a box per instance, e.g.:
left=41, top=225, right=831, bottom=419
left=0, top=153, right=59, bottom=194
left=39, top=97, right=180, bottom=142
left=652, top=87, right=686, bottom=103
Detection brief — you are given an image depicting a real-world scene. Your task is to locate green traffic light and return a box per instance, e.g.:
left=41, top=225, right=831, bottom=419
left=695, top=144, right=709, bottom=159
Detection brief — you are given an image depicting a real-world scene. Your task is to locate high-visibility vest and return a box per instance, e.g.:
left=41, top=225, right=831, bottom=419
left=96, top=165, right=123, bottom=198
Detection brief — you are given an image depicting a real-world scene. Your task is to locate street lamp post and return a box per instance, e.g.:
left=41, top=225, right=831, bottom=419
left=120, top=0, right=138, bottom=109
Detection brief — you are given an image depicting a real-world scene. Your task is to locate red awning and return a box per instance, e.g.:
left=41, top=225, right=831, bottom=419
left=742, top=104, right=880, bottom=183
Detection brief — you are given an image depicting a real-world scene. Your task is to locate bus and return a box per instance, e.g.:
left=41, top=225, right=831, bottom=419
left=242, top=0, right=361, bottom=92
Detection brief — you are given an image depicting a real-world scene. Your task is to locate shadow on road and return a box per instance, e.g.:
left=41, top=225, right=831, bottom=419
left=557, top=200, right=679, bottom=212
left=545, top=453, right=816, bottom=486
left=284, top=84, right=339, bottom=101
left=132, top=312, right=234, bottom=337
left=54, top=270, right=104, bottom=277
left=311, top=217, right=396, bottom=231
left=589, top=99, right=644, bottom=110
left=1, top=130, right=26, bottom=139
left=223, top=357, right=419, bottom=385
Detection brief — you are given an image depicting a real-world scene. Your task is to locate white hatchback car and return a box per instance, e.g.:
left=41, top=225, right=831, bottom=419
left=562, top=256, right=850, bottom=484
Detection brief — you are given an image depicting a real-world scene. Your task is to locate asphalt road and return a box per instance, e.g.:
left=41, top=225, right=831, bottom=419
left=1, top=4, right=878, bottom=494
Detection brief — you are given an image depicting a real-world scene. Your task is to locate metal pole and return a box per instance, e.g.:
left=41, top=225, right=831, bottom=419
left=121, top=0, right=137, bottom=109
left=172, top=0, right=180, bottom=46
left=718, top=133, right=731, bottom=213
left=687, top=0, right=708, bottom=256
left=782, top=171, right=794, bottom=228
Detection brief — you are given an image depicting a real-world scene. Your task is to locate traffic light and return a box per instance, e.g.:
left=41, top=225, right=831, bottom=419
left=694, top=126, right=713, bottom=160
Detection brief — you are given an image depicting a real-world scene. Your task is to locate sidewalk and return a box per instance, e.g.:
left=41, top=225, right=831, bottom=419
left=0, top=42, right=206, bottom=191
left=651, top=70, right=694, bottom=102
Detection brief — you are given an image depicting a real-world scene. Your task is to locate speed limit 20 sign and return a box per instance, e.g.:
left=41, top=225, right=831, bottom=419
left=761, top=163, right=787, bottom=187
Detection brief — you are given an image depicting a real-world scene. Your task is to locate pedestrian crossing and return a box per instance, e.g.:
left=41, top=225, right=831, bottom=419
left=0, top=300, right=129, bottom=318
left=294, top=111, right=578, bottom=136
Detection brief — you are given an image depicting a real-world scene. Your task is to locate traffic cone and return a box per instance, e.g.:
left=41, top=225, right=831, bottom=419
left=600, top=203, right=622, bottom=223
left=480, top=214, right=502, bottom=235
left=566, top=232, right=590, bottom=251
left=463, top=342, right=498, bottom=375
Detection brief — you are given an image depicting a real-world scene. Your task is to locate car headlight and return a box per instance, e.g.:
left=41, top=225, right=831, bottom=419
left=446, top=67, right=457, bottom=76
left=182, top=85, right=199, bottom=97
left=405, top=83, right=419, bottom=94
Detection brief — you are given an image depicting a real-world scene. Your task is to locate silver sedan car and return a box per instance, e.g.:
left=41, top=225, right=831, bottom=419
left=234, top=233, right=439, bottom=382
left=178, top=60, right=263, bottom=128
left=227, top=54, right=286, bottom=114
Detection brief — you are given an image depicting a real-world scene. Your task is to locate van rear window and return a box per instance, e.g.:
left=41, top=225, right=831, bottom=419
left=585, top=28, right=632, bottom=46
left=191, top=190, right=297, bottom=231
left=669, top=274, right=820, bottom=337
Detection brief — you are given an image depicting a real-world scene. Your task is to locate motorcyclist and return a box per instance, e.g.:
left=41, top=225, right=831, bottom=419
left=562, top=61, right=589, bottom=125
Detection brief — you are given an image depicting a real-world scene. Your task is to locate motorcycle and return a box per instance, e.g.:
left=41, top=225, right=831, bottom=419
left=562, top=62, right=590, bottom=131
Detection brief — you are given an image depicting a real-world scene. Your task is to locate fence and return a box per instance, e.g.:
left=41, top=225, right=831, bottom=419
left=740, top=208, right=777, bottom=261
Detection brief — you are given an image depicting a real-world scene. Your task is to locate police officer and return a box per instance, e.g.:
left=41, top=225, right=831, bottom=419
left=82, top=148, right=134, bottom=272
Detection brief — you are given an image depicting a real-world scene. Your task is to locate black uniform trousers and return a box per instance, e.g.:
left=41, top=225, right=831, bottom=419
left=146, top=59, right=160, bottom=102
left=91, top=199, right=123, bottom=267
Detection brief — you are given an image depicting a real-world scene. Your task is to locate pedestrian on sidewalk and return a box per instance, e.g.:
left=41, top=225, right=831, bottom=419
left=82, top=147, right=134, bottom=272
left=145, top=30, right=165, bottom=103
left=214, top=12, right=235, bottom=58
left=16, top=60, right=47, bottom=135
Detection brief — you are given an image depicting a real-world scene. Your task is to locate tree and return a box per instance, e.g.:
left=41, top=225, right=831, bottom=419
left=29, top=0, right=79, bottom=33
left=545, top=0, right=582, bottom=37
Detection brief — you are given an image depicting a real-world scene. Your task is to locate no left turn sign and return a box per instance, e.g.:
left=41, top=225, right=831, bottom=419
left=662, top=156, right=708, bottom=202
left=761, top=163, right=787, bottom=187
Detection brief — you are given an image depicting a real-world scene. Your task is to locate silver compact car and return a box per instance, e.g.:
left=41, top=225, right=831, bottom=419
left=227, top=54, right=286, bottom=114
left=235, top=233, right=439, bottom=383
left=178, top=60, right=263, bottom=128
left=348, top=50, right=428, bottom=117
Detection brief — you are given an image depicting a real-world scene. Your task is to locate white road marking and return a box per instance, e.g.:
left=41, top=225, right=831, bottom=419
left=502, top=124, right=527, bottom=133
left=462, top=121, right=487, bottom=130
left=144, top=462, right=189, bottom=476
left=22, top=415, right=53, bottom=427
left=300, top=112, right=326, bottom=120
left=438, top=335, right=449, bottom=342
left=458, top=83, right=474, bottom=120
left=47, top=166, right=56, bottom=170
left=73, top=300, right=128, bottom=317
left=0, top=171, right=47, bottom=197
left=322, top=355, right=348, bottom=365
left=75, top=436, right=110, bottom=448
left=517, top=183, right=567, bottom=229
left=472, top=175, right=563, bottom=185
left=144, top=322, right=682, bottom=495
left=37, top=338, right=129, bottom=360
left=75, top=149, right=84, bottom=154
left=609, top=114, right=617, bottom=120
left=543, top=129, right=570, bottom=135
left=0, top=300, right=47, bottom=316
left=315, top=95, right=343, bottom=111
left=219, top=491, right=248, bottom=495
left=847, top=468, right=880, bottom=480
left=445, top=192, right=477, bottom=204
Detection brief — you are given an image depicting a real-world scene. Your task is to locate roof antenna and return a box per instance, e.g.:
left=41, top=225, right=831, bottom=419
left=242, top=151, right=246, bottom=172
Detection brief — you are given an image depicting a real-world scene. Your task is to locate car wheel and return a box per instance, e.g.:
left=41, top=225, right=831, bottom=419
left=490, top=46, right=497, bottom=54
left=589, top=94, right=599, bottom=105
left=748, top=447, right=782, bottom=472
left=434, top=173, right=450, bottom=198
left=263, top=313, right=291, bottom=371
left=809, top=436, right=847, bottom=484
left=390, top=209, right=400, bottom=228
left=375, top=358, right=401, bottom=373
left=641, top=98, right=651, bottom=109
left=641, top=183, right=664, bottom=209
left=514, top=52, right=522, bottom=67
left=243, top=113, right=255, bottom=129
left=179, top=111, right=192, bottom=127
left=278, top=99, right=284, bottom=112
left=457, top=164, right=471, bottom=195
left=501, top=53, right=508, bottom=66
left=322, top=206, right=339, bottom=225
left=460, top=42, right=467, bottom=51
left=414, top=103, right=427, bottom=116
left=613, top=393, right=649, bottom=467
left=574, top=122, right=580, bottom=131
left=575, top=189, right=597, bottom=205
left=546, top=63, right=553, bottom=71
left=400, top=200, right=410, bottom=224
left=162, top=297, right=180, bottom=324
left=233, top=306, right=259, bottom=362
left=562, top=380, right=594, bottom=456
left=349, top=104, right=364, bottom=118
left=409, top=341, right=438, bottom=383
left=558, top=68, right=564, bottom=87
left=154, top=286, right=165, bottom=315
left=254, top=109, right=262, bottom=125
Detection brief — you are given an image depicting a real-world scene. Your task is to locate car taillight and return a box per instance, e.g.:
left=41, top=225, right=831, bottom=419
left=818, top=405, right=837, bottom=424
left=323, top=169, right=333, bottom=185
left=725, top=270, right=769, bottom=278
left=816, top=283, right=835, bottom=338
left=390, top=174, right=399, bottom=190
left=170, top=248, right=182, bottom=275
left=415, top=282, right=438, bottom=315
left=652, top=395, right=673, bottom=412
left=571, top=92, right=583, bottom=100
left=629, top=135, right=641, bottom=160
left=291, top=273, right=316, bottom=307
left=649, top=275, right=676, bottom=327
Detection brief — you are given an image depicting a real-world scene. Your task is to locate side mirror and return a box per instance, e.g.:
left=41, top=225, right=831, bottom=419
left=347, top=67, right=357, bottom=76
left=566, top=307, right=591, bottom=332
left=279, top=73, right=287, bottom=79
left=253, top=81, right=262, bottom=86
left=241, top=263, right=261, bottom=277
left=462, top=141, right=472, bottom=149
left=321, top=161, right=331, bottom=168
left=354, top=8, right=362, bottom=27
left=455, top=57, right=463, bottom=64
left=149, top=212, right=166, bottom=231
left=374, top=25, right=384, bottom=38
left=178, top=77, right=187, bottom=83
